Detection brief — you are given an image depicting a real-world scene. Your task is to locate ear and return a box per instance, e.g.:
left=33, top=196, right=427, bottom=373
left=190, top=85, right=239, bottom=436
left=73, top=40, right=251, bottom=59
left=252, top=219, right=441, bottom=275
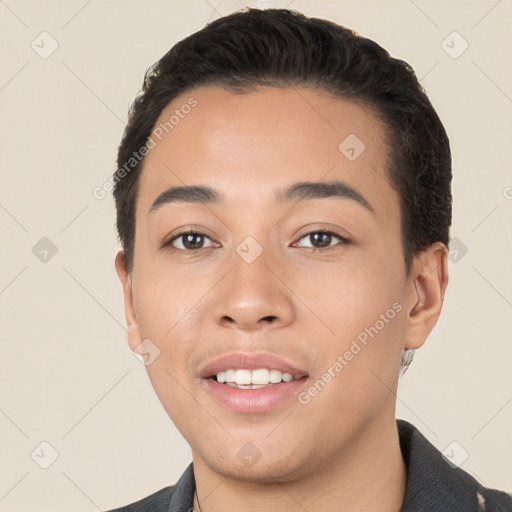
left=404, top=242, right=449, bottom=350
left=115, top=248, right=142, bottom=352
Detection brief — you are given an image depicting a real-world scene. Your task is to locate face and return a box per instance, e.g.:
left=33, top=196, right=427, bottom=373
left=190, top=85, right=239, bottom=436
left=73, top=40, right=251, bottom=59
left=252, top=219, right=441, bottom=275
left=116, top=86, right=446, bottom=482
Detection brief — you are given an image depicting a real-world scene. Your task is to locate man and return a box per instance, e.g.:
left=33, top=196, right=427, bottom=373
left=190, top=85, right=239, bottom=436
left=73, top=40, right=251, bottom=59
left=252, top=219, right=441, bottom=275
left=109, top=8, right=512, bottom=512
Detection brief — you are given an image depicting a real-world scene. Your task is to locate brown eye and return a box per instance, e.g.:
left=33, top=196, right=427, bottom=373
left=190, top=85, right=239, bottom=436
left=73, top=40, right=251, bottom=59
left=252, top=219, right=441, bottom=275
left=308, top=232, right=332, bottom=248
left=295, top=230, right=350, bottom=250
left=165, top=231, right=214, bottom=251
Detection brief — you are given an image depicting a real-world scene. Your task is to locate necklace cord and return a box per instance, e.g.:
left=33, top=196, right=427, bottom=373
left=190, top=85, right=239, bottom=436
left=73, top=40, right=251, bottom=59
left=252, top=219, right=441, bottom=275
left=194, top=488, right=202, bottom=512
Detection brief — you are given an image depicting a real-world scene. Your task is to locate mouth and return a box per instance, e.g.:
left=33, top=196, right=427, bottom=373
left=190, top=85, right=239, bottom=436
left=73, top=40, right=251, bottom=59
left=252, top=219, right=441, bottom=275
left=199, top=353, right=309, bottom=413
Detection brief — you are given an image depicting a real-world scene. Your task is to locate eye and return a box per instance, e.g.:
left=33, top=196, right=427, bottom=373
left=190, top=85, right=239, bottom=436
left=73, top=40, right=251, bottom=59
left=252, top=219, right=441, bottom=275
left=164, top=230, right=216, bottom=251
left=294, top=230, right=350, bottom=250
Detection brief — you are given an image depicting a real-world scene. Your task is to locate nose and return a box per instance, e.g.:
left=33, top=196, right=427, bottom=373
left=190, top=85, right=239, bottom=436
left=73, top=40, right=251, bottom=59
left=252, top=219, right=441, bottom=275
left=212, top=240, right=295, bottom=331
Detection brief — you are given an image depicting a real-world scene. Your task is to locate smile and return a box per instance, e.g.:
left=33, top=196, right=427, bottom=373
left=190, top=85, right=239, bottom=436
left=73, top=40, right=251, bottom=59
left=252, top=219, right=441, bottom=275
left=199, top=353, right=309, bottom=413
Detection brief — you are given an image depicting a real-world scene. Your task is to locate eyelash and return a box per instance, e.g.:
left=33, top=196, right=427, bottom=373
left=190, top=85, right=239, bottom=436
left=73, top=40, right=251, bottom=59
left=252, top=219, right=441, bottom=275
left=162, top=228, right=350, bottom=253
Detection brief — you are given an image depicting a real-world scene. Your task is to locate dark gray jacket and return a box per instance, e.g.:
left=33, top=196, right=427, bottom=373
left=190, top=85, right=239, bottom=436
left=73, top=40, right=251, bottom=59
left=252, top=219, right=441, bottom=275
left=107, top=419, right=512, bottom=511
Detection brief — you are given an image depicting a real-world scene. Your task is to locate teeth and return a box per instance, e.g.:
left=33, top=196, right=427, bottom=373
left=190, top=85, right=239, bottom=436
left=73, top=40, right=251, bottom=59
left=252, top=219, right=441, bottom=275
left=214, top=368, right=295, bottom=386
left=282, top=372, right=294, bottom=382
left=252, top=368, right=270, bottom=385
left=234, top=369, right=252, bottom=385
left=269, top=369, right=282, bottom=383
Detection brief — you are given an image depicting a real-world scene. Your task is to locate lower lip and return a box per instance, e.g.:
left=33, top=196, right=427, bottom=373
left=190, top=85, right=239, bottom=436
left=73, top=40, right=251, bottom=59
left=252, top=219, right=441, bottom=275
left=203, top=377, right=307, bottom=413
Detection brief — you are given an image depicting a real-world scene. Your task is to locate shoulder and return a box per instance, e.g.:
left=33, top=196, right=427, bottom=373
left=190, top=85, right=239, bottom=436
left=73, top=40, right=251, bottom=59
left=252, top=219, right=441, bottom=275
left=104, top=462, right=195, bottom=512
left=104, top=485, right=175, bottom=512
left=397, top=419, right=512, bottom=511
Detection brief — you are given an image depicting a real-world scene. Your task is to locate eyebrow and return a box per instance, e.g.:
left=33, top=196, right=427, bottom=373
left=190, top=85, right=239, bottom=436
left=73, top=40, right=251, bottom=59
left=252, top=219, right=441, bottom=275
left=148, top=180, right=375, bottom=215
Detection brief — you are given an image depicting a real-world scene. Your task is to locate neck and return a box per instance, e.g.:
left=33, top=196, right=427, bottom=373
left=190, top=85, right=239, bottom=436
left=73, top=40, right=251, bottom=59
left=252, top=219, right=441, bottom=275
left=192, top=416, right=406, bottom=512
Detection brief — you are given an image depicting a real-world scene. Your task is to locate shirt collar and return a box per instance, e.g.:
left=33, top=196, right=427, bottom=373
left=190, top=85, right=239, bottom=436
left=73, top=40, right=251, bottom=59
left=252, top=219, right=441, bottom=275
left=168, top=462, right=195, bottom=512
left=397, top=419, right=476, bottom=511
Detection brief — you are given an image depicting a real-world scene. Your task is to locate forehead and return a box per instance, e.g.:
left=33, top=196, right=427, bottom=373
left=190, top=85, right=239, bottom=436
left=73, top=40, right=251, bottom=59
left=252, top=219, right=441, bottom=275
left=136, top=85, right=398, bottom=219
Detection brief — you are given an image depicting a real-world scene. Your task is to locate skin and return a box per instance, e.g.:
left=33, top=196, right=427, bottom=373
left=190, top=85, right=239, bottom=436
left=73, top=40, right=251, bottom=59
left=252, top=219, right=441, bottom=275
left=115, top=86, right=448, bottom=511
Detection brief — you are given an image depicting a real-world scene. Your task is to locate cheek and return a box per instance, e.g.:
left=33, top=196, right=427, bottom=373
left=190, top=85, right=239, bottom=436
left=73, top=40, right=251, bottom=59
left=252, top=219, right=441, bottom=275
left=131, top=259, right=211, bottom=343
left=293, top=250, right=407, bottom=393
left=146, top=362, right=213, bottom=449
left=294, top=251, right=404, bottom=336
left=136, top=276, right=207, bottom=432
left=295, top=297, right=406, bottom=441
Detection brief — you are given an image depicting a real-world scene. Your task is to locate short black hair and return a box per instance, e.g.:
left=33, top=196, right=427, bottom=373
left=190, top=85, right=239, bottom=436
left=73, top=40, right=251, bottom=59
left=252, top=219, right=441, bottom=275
left=113, top=7, right=452, bottom=279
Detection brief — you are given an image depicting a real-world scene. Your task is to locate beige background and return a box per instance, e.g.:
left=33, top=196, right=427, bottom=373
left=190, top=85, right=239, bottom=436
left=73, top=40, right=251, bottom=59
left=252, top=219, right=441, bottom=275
left=1, top=0, right=511, bottom=510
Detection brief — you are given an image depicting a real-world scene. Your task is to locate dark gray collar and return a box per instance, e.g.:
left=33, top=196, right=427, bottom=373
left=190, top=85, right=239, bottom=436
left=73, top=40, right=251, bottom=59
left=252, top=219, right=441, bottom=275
left=168, top=462, right=195, bottom=512
left=397, top=419, right=500, bottom=511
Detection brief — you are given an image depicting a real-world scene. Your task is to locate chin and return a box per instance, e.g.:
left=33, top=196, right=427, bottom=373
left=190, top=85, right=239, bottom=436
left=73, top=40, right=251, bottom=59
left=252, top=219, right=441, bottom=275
left=197, top=441, right=315, bottom=484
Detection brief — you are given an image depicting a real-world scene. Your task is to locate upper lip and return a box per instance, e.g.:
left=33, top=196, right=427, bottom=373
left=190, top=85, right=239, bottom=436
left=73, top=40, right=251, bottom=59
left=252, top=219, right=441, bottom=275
left=199, top=352, right=308, bottom=380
